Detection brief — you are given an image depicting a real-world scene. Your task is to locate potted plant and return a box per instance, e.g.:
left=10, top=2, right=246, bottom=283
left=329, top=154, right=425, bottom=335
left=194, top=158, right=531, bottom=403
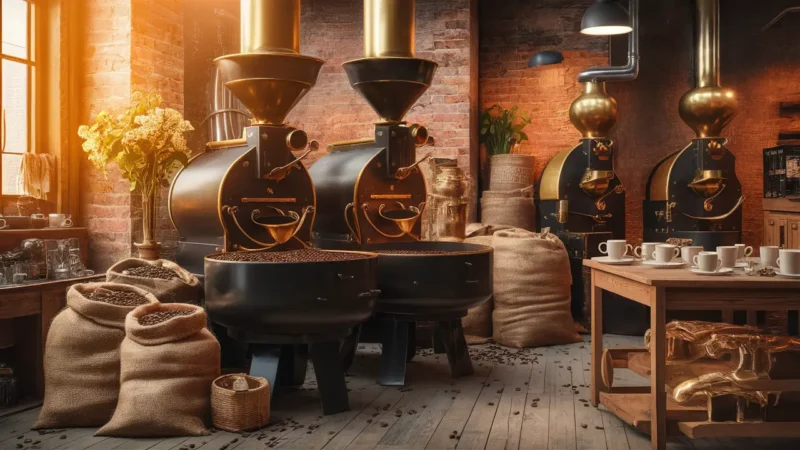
left=479, top=104, right=534, bottom=191
left=79, top=92, right=194, bottom=260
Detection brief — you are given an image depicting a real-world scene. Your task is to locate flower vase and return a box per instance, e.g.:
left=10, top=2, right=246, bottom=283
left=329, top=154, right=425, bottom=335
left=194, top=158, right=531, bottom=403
left=135, top=190, right=161, bottom=260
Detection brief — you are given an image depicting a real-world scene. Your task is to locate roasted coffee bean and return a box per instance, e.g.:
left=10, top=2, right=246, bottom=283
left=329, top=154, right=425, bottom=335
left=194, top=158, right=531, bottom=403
left=138, top=309, right=194, bottom=326
left=90, top=288, right=149, bottom=307
left=375, top=249, right=474, bottom=255
left=123, top=265, right=179, bottom=280
left=209, top=248, right=371, bottom=263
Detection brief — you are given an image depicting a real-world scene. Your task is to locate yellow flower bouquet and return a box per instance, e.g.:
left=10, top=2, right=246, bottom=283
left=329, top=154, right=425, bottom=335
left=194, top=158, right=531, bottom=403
left=78, top=92, right=194, bottom=258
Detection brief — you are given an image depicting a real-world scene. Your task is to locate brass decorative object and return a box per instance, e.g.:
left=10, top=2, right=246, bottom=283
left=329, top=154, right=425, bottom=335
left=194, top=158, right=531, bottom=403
left=569, top=81, right=618, bottom=139
left=364, top=0, right=415, bottom=58
left=579, top=169, right=614, bottom=197
left=644, top=321, right=760, bottom=364
left=251, top=206, right=315, bottom=244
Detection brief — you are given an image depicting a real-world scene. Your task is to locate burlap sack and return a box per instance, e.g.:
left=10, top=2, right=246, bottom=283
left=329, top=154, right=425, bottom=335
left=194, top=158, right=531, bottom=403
left=461, top=224, right=508, bottom=344
left=492, top=229, right=581, bottom=348
left=34, top=283, right=159, bottom=429
left=480, top=187, right=536, bottom=231
left=107, top=258, right=201, bottom=304
left=97, top=303, right=220, bottom=437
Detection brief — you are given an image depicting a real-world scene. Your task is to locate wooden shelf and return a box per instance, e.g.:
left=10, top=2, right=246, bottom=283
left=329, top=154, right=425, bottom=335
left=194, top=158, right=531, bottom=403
left=680, top=421, right=800, bottom=438
left=627, top=352, right=736, bottom=391
left=763, top=197, right=800, bottom=214
left=599, top=392, right=707, bottom=434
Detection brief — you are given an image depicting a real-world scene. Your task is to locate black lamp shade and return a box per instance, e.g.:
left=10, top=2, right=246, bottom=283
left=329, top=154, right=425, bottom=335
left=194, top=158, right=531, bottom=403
left=528, top=50, right=564, bottom=67
left=581, top=0, right=632, bottom=36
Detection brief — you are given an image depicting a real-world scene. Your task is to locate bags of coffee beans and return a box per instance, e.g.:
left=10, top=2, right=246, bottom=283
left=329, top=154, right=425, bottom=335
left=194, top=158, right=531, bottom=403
left=462, top=224, right=505, bottom=344
left=97, top=303, right=220, bottom=437
left=34, top=283, right=159, bottom=429
left=107, top=258, right=201, bottom=304
left=491, top=229, right=581, bottom=348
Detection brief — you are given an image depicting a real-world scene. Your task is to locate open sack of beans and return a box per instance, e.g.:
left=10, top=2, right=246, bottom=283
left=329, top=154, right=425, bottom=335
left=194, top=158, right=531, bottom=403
left=97, top=303, right=220, bottom=437
left=492, top=228, right=582, bottom=348
left=34, top=283, right=159, bottom=429
left=107, top=258, right=201, bottom=304
left=461, top=224, right=513, bottom=344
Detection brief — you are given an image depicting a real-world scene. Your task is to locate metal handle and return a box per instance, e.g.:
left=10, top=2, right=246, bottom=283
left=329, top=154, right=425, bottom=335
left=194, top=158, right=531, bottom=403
left=264, top=140, right=319, bottom=181
left=595, top=184, right=625, bottom=211
left=768, top=219, right=775, bottom=226
left=394, top=154, right=432, bottom=180
left=358, top=289, right=382, bottom=299
left=569, top=210, right=612, bottom=223
left=702, top=183, right=726, bottom=212
left=344, top=202, right=362, bottom=245
left=222, top=205, right=281, bottom=251
left=682, top=195, right=745, bottom=221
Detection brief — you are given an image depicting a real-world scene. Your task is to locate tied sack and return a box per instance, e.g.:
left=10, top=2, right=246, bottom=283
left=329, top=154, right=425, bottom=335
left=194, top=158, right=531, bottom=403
left=461, top=224, right=513, bottom=343
left=97, top=303, right=221, bottom=437
left=34, top=283, right=159, bottom=429
left=492, top=229, right=581, bottom=348
left=107, top=258, right=201, bottom=304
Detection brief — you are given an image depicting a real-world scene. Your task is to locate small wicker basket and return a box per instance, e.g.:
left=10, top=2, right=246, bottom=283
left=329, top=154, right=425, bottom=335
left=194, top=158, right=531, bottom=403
left=211, top=373, right=270, bottom=432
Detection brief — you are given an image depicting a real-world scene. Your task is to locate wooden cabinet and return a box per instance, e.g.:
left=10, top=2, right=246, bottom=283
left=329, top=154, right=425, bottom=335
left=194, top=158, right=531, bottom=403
left=763, top=199, right=800, bottom=249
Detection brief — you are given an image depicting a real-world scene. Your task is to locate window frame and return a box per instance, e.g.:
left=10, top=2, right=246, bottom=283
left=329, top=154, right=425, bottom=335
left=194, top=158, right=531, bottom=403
left=0, top=0, right=37, bottom=197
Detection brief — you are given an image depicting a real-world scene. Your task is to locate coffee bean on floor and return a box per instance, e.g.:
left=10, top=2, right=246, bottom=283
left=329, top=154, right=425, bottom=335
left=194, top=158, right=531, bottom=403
left=60, top=435, right=67, bottom=439
left=367, top=419, right=372, bottom=423
left=16, top=445, right=22, bottom=449
left=488, top=402, right=494, bottom=406
left=380, top=422, right=388, bottom=428
left=595, top=426, right=604, bottom=430
left=581, top=424, right=588, bottom=429
left=24, top=439, right=31, bottom=443
left=513, top=411, right=520, bottom=415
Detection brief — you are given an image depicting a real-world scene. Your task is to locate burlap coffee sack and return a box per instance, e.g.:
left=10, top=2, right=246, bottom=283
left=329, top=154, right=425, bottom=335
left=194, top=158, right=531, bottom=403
left=34, top=283, right=159, bottom=429
left=107, top=258, right=201, bottom=304
left=462, top=230, right=496, bottom=343
left=491, top=228, right=581, bottom=348
left=97, top=303, right=220, bottom=437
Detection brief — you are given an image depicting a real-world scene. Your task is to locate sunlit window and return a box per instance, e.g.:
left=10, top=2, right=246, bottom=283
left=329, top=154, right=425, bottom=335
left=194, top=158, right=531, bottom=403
left=1, top=0, right=35, bottom=196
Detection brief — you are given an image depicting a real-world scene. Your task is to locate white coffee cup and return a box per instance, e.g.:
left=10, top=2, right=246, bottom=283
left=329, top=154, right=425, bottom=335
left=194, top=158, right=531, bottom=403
left=599, top=239, right=633, bottom=261
left=735, top=244, right=753, bottom=261
left=652, top=244, right=681, bottom=263
left=681, top=246, right=703, bottom=266
left=760, top=246, right=780, bottom=269
left=49, top=213, right=73, bottom=228
left=716, top=246, right=738, bottom=269
left=776, top=249, right=800, bottom=275
left=634, top=242, right=663, bottom=261
left=694, top=251, right=722, bottom=273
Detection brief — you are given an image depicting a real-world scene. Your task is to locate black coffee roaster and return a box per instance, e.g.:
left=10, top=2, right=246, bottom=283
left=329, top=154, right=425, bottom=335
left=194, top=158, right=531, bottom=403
left=308, top=0, right=493, bottom=386
left=171, top=0, right=380, bottom=415
left=536, top=0, right=646, bottom=335
left=644, top=0, right=742, bottom=250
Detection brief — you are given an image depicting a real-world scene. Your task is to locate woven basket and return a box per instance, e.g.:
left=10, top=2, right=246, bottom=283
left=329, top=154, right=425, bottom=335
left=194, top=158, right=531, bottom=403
left=211, top=373, right=270, bottom=432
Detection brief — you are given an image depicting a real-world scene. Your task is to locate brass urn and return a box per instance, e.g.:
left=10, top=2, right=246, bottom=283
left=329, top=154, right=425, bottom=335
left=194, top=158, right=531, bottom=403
left=569, top=81, right=618, bottom=138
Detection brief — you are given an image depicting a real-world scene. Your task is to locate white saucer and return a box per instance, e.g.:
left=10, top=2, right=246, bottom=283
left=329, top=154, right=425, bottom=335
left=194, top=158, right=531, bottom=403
left=591, top=256, right=636, bottom=265
left=734, top=262, right=749, bottom=268
left=642, top=260, right=685, bottom=269
left=775, top=271, right=800, bottom=279
left=690, top=268, right=733, bottom=276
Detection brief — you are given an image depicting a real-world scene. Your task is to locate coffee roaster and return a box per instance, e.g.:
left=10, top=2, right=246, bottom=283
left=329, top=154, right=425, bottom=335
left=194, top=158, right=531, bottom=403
left=644, top=0, right=742, bottom=250
left=308, top=0, right=436, bottom=249
left=169, top=0, right=323, bottom=275
left=536, top=0, right=640, bottom=238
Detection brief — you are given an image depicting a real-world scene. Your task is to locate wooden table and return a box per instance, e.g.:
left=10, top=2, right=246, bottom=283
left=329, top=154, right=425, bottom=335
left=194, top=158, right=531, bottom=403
left=585, top=259, right=800, bottom=450
left=0, top=275, right=104, bottom=403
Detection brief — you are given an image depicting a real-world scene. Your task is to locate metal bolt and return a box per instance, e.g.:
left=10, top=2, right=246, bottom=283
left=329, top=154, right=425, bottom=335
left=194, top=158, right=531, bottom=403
left=261, top=133, right=269, bottom=141
left=377, top=131, right=383, bottom=137
left=243, top=161, right=250, bottom=168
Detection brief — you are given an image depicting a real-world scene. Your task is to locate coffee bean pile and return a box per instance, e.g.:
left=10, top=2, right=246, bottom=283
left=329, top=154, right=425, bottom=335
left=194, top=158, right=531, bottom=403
left=122, top=265, right=179, bottom=280
left=209, top=248, right=371, bottom=263
left=138, top=309, right=194, bottom=326
left=375, top=249, right=475, bottom=255
left=90, top=288, right=150, bottom=306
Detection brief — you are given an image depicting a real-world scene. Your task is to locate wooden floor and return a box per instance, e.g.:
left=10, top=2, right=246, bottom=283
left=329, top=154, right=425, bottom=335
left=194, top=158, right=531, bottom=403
left=2, top=334, right=800, bottom=450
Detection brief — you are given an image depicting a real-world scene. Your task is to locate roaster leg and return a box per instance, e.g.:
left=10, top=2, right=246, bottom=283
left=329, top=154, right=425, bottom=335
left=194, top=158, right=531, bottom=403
left=310, top=341, right=350, bottom=415
left=341, top=325, right=362, bottom=372
left=436, top=319, right=473, bottom=378
left=432, top=323, right=446, bottom=354
left=278, top=344, right=308, bottom=387
left=249, top=344, right=283, bottom=396
left=379, top=318, right=409, bottom=386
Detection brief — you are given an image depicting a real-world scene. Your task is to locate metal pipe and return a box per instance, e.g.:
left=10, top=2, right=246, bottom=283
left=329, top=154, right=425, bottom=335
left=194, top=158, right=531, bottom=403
left=240, top=0, right=300, bottom=54
left=696, top=0, right=719, bottom=88
left=578, top=0, right=639, bottom=83
left=762, top=6, right=800, bottom=31
left=364, top=0, right=415, bottom=57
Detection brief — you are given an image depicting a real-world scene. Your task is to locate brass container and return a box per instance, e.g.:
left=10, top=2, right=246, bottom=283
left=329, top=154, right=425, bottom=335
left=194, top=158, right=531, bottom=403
left=569, top=82, right=618, bottom=138
left=426, top=159, right=469, bottom=241
left=678, top=0, right=737, bottom=137
left=579, top=169, right=614, bottom=197
left=364, top=0, right=415, bottom=57
left=240, top=0, right=300, bottom=54
left=689, top=169, right=725, bottom=198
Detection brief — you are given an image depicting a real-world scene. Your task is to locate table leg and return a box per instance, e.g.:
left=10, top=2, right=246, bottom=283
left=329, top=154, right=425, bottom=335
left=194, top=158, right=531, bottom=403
left=591, top=270, right=603, bottom=407
left=650, top=287, right=667, bottom=450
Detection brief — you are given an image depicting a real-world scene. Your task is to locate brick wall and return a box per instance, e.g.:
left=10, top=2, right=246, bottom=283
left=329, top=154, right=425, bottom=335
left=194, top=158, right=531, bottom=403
left=78, top=0, right=133, bottom=272
left=77, top=0, right=184, bottom=270
left=479, top=0, right=800, bottom=246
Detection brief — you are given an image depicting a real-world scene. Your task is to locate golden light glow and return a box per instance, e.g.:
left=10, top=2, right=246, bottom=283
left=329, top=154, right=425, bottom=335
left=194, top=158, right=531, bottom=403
left=580, top=25, right=632, bottom=36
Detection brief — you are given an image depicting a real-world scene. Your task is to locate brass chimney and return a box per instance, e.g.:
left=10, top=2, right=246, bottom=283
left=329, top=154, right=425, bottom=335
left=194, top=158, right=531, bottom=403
left=215, top=0, right=324, bottom=125
left=343, top=0, right=438, bottom=123
left=678, top=0, right=737, bottom=138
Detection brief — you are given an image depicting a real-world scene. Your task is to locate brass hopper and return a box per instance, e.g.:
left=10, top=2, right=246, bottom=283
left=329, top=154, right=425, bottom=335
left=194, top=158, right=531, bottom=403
left=169, top=0, right=323, bottom=274
left=309, top=0, right=438, bottom=248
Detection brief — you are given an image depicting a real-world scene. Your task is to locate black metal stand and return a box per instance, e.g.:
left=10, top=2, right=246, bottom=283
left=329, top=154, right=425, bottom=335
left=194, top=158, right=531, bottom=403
left=378, top=313, right=474, bottom=386
left=310, top=341, right=350, bottom=415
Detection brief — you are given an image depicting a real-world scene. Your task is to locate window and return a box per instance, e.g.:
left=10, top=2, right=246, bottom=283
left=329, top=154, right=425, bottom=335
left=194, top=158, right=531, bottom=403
left=1, top=0, right=35, bottom=196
